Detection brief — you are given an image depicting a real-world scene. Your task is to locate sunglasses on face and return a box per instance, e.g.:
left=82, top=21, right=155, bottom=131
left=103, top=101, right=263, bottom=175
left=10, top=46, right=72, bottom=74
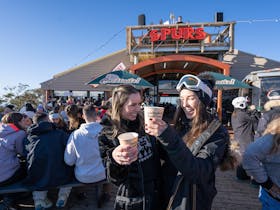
left=176, top=74, right=212, bottom=98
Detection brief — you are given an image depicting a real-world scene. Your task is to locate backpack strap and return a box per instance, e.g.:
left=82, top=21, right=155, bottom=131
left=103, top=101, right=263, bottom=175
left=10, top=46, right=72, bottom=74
left=190, top=119, right=221, bottom=156
left=166, top=119, right=221, bottom=210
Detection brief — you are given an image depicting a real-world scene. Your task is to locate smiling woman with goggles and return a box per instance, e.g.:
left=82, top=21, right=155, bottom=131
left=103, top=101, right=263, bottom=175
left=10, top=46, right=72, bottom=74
left=176, top=74, right=213, bottom=99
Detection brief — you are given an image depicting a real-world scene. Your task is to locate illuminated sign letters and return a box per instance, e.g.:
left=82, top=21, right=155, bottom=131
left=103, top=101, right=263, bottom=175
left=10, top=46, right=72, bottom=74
left=149, top=27, right=206, bottom=42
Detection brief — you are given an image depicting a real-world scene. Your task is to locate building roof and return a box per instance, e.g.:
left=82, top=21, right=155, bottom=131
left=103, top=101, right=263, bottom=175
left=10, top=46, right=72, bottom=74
left=41, top=49, right=280, bottom=91
left=40, top=49, right=131, bottom=91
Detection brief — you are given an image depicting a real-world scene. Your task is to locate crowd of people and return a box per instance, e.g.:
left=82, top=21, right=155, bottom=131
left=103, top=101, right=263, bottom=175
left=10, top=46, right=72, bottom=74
left=0, top=101, right=108, bottom=210
left=0, top=72, right=279, bottom=210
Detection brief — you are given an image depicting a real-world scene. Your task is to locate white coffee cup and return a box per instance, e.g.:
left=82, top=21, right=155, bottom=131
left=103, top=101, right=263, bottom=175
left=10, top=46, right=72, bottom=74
left=118, top=132, right=139, bottom=147
left=144, top=106, right=164, bottom=126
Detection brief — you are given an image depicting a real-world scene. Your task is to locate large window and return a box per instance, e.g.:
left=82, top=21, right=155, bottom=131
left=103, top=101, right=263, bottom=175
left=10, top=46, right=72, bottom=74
left=158, top=80, right=178, bottom=90
left=90, top=91, right=104, bottom=98
left=159, top=96, right=178, bottom=105
left=54, top=91, right=71, bottom=97
left=260, top=77, right=280, bottom=104
left=72, top=91, right=87, bottom=97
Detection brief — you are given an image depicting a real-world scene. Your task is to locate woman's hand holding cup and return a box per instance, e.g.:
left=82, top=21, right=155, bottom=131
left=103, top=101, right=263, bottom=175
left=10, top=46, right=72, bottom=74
left=145, top=117, right=168, bottom=137
left=112, top=144, right=138, bottom=165
left=113, top=132, right=139, bottom=165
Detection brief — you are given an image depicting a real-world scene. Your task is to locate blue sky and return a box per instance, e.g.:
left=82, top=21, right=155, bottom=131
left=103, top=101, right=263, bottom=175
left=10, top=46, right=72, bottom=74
left=1, top=0, right=280, bottom=96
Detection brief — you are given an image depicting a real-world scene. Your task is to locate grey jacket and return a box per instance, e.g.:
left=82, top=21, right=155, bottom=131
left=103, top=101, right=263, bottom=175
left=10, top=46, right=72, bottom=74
left=0, top=123, right=26, bottom=182
left=243, top=134, right=280, bottom=188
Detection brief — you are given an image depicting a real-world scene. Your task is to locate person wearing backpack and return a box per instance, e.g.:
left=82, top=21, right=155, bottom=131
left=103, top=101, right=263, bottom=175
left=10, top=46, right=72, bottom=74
left=145, top=73, right=236, bottom=210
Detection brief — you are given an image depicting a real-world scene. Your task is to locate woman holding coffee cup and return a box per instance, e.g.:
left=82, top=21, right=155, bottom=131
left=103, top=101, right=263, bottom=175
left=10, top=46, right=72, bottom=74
left=98, top=85, right=163, bottom=210
left=145, top=73, right=236, bottom=210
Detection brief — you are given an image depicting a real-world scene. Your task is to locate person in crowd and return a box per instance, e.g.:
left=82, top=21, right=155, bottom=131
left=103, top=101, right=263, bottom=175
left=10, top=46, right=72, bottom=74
left=176, top=15, right=184, bottom=24
left=64, top=104, right=105, bottom=182
left=49, top=111, right=68, bottom=132
left=255, top=89, right=280, bottom=139
left=64, top=105, right=109, bottom=204
left=243, top=116, right=280, bottom=209
left=36, top=104, right=45, bottom=114
left=65, top=104, right=85, bottom=134
left=23, top=112, right=74, bottom=209
left=3, top=104, right=15, bottom=115
left=0, top=112, right=27, bottom=209
left=19, top=103, right=36, bottom=129
left=66, top=96, right=74, bottom=105
left=58, top=104, right=69, bottom=124
left=22, top=113, right=34, bottom=128
left=99, top=99, right=111, bottom=120
left=20, top=102, right=36, bottom=113
left=98, top=85, right=163, bottom=210
left=94, top=94, right=102, bottom=107
left=231, top=96, right=259, bottom=181
left=145, top=73, right=236, bottom=210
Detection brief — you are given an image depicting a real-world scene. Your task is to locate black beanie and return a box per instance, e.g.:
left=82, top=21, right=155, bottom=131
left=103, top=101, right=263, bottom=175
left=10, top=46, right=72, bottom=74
left=196, top=73, right=216, bottom=106
left=6, top=104, right=15, bottom=110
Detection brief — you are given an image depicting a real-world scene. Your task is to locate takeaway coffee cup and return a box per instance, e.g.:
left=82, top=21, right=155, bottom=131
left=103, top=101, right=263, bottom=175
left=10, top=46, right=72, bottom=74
left=144, top=106, right=164, bottom=127
left=118, top=132, right=139, bottom=147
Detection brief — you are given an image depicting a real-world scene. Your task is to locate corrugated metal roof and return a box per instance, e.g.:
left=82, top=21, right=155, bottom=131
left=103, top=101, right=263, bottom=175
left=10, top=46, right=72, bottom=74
left=41, top=49, right=131, bottom=91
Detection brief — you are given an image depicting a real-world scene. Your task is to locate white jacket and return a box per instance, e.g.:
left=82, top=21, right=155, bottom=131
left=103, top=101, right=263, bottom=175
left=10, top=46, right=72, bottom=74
left=64, top=122, right=105, bottom=183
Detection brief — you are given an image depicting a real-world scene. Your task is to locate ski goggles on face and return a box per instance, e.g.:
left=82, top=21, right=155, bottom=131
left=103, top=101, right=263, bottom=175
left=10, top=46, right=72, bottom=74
left=176, top=74, right=213, bottom=98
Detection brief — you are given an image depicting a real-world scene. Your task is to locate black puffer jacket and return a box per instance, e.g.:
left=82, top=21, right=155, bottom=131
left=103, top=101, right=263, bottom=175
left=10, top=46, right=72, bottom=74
left=157, top=119, right=229, bottom=210
left=98, top=115, right=163, bottom=210
left=23, top=121, right=74, bottom=190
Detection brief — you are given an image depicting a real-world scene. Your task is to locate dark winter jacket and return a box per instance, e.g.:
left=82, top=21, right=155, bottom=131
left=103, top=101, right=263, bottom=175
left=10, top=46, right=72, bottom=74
left=98, top=115, right=163, bottom=210
left=23, top=121, right=74, bottom=190
left=157, top=120, right=229, bottom=210
left=231, top=108, right=258, bottom=154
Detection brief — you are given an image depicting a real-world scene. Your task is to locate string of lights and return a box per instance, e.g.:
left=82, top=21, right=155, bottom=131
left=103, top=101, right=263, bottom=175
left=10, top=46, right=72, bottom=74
left=72, top=17, right=280, bottom=68
left=72, top=27, right=126, bottom=68
left=236, top=18, right=280, bottom=23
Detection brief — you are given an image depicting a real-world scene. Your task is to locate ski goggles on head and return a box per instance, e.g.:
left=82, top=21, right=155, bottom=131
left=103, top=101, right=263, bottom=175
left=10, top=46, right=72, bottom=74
left=176, top=74, right=213, bottom=98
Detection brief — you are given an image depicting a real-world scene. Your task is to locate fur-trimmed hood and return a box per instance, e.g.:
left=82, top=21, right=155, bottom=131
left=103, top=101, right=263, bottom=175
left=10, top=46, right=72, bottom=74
left=264, top=100, right=280, bottom=111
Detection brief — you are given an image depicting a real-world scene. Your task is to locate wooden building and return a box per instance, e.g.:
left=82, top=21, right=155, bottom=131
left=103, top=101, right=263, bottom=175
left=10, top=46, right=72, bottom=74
left=41, top=20, right=280, bottom=116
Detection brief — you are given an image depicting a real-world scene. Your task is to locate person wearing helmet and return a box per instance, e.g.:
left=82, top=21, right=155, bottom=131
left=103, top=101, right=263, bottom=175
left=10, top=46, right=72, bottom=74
left=255, top=89, right=280, bottom=139
left=231, top=96, right=259, bottom=181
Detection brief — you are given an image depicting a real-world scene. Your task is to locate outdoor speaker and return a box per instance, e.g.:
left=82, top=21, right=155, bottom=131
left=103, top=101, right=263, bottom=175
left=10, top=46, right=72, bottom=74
left=215, top=12, right=223, bottom=22
left=138, top=14, right=146, bottom=25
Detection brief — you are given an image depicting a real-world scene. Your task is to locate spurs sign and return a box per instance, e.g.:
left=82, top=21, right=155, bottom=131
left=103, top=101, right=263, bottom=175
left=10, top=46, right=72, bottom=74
left=149, top=27, right=206, bottom=42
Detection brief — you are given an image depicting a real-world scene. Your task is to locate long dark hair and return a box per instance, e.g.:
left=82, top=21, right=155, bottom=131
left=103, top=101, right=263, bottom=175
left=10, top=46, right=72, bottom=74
left=108, top=85, right=143, bottom=138
left=173, top=100, right=213, bottom=147
left=172, top=93, right=237, bottom=171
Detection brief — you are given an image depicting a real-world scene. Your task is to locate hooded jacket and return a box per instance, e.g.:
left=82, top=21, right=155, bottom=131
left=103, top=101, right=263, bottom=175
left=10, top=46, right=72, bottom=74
left=0, top=124, right=26, bottom=182
left=157, top=119, right=229, bottom=210
left=64, top=122, right=106, bottom=183
left=23, top=121, right=74, bottom=190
